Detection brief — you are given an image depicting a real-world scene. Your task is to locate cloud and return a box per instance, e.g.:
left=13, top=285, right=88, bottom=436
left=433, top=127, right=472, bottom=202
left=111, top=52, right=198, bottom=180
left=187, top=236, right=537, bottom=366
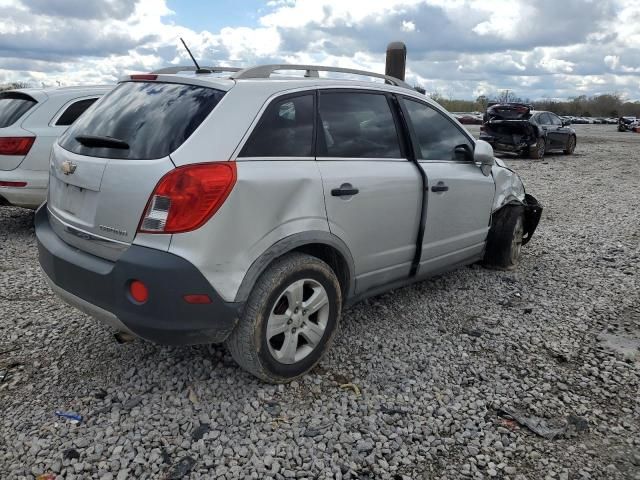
left=0, top=0, right=639, bottom=100
left=21, top=0, right=138, bottom=20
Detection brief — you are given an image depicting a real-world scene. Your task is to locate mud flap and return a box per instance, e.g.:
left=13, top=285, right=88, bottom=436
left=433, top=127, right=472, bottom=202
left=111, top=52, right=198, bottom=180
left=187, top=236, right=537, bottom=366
left=522, top=193, right=543, bottom=245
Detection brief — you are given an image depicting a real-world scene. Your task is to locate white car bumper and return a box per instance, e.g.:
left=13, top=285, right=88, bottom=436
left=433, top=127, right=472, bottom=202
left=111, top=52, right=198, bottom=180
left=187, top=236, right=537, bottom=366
left=0, top=168, right=48, bottom=208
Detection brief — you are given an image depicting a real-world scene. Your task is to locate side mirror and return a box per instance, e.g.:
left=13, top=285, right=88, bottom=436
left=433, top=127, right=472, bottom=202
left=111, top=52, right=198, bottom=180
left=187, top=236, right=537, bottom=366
left=562, top=120, right=571, bottom=126
left=474, top=140, right=495, bottom=176
left=453, top=144, right=473, bottom=162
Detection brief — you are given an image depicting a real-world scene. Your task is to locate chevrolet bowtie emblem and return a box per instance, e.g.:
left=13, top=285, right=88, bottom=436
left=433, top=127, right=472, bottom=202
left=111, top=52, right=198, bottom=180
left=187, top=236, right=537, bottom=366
left=61, top=160, right=77, bottom=175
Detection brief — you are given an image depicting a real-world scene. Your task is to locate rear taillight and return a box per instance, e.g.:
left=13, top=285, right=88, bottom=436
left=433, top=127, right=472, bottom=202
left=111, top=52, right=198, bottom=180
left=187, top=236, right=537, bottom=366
left=138, top=162, right=237, bottom=234
left=0, top=137, right=35, bottom=156
left=0, top=181, right=27, bottom=187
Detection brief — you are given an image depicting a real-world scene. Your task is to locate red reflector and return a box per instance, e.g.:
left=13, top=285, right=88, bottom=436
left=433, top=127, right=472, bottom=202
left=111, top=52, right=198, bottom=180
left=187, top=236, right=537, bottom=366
left=129, top=280, right=149, bottom=303
left=0, top=181, right=27, bottom=187
left=138, top=162, right=237, bottom=234
left=130, top=74, right=158, bottom=81
left=0, top=137, right=35, bottom=156
left=183, top=294, right=212, bottom=304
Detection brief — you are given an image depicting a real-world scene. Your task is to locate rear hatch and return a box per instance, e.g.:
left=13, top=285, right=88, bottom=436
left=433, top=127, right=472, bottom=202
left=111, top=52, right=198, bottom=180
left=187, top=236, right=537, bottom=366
left=48, top=79, right=227, bottom=261
left=0, top=92, right=38, bottom=170
left=483, top=103, right=536, bottom=146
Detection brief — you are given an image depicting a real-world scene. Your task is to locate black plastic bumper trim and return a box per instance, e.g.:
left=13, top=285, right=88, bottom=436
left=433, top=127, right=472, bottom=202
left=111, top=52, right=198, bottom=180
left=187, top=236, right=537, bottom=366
left=36, top=205, right=241, bottom=345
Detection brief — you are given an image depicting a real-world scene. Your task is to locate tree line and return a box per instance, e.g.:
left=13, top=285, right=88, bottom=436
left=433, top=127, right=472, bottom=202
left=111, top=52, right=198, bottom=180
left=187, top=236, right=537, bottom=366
left=3, top=80, right=639, bottom=118
left=414, top=87, right=640, bottom=117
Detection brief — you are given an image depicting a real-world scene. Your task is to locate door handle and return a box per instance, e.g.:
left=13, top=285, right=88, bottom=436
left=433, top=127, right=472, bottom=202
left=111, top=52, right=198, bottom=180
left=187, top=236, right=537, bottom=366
left=431, top=182, right=449, bottom=193
left=331, top=184, right=359, bottom=197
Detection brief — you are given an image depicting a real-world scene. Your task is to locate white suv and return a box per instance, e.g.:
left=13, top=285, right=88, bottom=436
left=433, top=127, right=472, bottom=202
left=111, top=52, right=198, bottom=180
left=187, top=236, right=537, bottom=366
left=0, top=85, right=111, bottom=208
left=36, top=65, right=542, bottom=382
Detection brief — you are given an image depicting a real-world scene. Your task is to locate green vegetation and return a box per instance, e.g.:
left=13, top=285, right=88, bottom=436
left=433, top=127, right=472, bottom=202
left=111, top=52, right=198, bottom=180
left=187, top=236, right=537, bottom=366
left=415, top=87, right=640, bottom=117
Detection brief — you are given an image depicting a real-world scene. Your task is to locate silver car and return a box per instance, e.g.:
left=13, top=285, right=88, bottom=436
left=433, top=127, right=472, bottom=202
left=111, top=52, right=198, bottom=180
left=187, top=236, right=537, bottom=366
left=0, top=85, right=111, bottom=208
left=35, top=65, right=542, bottom=382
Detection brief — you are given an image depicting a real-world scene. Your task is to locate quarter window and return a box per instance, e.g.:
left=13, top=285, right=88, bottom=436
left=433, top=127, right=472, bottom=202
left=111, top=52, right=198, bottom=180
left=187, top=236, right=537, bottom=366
left=55, top=98, right=99, bottom=126
left=318, top=92, right=401, bottom=158
left=403, top=98, right=473, bottom=161
left=239, top=94, right=314, bottom=157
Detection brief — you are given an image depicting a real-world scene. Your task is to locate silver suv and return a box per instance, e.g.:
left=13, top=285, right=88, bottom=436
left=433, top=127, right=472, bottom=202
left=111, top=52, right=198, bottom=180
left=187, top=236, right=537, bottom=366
left=36, top=65, right=542, bottom=382
left=0, top=85, right=111, bottom=208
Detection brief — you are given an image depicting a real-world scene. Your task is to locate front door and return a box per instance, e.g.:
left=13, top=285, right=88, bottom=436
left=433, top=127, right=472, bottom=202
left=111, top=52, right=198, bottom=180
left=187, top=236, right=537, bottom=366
left=316, top=90, right=422, bottom=294
left=400, top=97, right=495, bottom=274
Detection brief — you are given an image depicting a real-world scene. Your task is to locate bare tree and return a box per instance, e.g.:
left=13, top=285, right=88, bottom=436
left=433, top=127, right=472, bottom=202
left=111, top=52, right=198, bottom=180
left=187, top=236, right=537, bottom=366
left=0, top=81, right=31, bottom=92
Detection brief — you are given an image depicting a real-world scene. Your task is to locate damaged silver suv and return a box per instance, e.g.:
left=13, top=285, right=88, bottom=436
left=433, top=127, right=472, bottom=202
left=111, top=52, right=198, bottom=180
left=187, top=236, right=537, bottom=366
left=36, top=65, right=542, bottom=383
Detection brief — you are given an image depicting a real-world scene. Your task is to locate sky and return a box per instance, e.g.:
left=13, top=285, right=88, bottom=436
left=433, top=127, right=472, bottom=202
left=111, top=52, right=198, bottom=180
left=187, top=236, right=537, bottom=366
left=0, top=0, right=639, bottom=101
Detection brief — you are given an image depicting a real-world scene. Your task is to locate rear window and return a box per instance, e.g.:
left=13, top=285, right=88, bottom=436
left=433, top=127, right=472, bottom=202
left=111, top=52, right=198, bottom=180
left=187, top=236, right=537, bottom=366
left=0, top=92, right=37, bottom=128
left=59, top=82, right=225, bottom=160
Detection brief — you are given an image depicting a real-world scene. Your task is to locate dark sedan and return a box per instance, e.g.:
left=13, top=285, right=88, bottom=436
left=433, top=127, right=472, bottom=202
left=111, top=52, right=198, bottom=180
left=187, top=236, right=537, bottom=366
left=480, top=103, right=577, bottom=159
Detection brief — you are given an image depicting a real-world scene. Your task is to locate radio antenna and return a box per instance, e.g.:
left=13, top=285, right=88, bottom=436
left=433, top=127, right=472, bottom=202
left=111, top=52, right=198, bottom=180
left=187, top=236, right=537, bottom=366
left=180, top=38, right=210, bottom=73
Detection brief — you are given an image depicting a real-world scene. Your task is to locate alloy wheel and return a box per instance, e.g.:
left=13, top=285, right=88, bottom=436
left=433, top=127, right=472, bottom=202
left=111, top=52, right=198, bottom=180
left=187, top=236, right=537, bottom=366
left=266, top=278, right=330, bottom=364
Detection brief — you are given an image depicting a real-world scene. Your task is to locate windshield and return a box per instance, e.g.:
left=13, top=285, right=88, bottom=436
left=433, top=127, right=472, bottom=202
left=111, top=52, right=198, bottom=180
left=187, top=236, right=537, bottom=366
left=0, top=92, right=37, bottom=128
left=59, top=81, right=225, bottom=160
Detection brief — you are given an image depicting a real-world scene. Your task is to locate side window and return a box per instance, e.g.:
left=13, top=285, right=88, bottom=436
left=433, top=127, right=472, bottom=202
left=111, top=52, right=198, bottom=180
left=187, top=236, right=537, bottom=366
left=239, top=94, right=314, bottom=157
left=537, top=113, right=551, bottom=125
left=318, top=92, right=401, bottom=158
left=548, top=113, right=562, bottom=126
left=55, top=98, right=99, bottom=126
left=403, top=98, right=473, bottom=161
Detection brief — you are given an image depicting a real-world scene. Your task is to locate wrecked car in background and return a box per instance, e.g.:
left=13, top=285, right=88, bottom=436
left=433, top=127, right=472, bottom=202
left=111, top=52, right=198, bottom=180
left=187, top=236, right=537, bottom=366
left=480, top=103, right=577, bottom=159
left=618, top=116, right=638, bottom=132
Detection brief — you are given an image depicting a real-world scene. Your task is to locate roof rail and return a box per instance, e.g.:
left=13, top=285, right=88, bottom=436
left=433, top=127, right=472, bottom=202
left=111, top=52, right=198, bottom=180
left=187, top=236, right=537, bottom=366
left=151, top=66, right=242, bottom=74
left=231, top=64, right=414, bottom=90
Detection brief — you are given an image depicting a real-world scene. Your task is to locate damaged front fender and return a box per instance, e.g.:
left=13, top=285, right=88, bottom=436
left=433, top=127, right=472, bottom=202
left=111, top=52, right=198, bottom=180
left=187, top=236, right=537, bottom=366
left=491, top=159, right=543, bottom=244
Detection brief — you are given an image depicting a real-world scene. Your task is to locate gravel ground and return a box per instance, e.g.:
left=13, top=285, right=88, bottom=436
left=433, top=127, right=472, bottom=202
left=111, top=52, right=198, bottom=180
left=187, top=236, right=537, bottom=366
left=1, top=125, right=639, bottom=480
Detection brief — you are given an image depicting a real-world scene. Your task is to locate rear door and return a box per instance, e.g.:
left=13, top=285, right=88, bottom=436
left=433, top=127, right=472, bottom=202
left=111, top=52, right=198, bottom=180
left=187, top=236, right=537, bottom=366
left=536, top=113, right=554, bottom=146
left=48, top=81, right=226, bottom=260
left=546, top=113, right=569, bottom=149
left=400, top=97, right=495, bottom=274
left=316, top=89, right=422, bottom=293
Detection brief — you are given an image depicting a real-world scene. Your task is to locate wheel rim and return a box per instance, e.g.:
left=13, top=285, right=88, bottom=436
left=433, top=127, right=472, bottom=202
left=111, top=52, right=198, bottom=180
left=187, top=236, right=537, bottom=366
left=511, top=217, right=524, bottom=264
left=538, top=140, right=545, bottom=158
left=568, top=137, right=575, bottom=152
left=266, top=278, right=330, bottom=365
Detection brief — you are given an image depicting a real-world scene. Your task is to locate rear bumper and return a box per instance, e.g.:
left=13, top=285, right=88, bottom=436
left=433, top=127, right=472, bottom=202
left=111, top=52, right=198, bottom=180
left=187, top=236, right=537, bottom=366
left=35, top=205, right=241, bottom=345
left=0, top=168, right=47, bottom=208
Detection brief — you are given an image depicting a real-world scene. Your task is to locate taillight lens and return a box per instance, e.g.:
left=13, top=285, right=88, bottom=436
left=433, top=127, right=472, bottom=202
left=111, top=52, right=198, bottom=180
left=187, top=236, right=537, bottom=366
left=138, top=162, right=237, bottom=234
left=130, top=74, right=158, bottom=81
left=0, top=137, right=35, bottom=156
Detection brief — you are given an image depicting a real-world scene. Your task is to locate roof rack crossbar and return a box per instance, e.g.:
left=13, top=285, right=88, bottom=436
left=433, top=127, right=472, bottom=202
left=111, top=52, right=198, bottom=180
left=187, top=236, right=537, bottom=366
left=231, top=64, right=413, bottom=89
left=151, top=66, right=243, bottom=74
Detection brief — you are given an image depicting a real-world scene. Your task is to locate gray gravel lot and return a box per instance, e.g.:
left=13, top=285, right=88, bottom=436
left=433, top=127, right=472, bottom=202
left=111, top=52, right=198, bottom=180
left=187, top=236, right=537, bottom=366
left=1, top=125, right=639, bottom=479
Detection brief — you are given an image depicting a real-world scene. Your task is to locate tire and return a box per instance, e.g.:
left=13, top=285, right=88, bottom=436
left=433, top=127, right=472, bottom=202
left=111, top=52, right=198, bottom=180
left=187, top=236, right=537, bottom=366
left=483, top=206, right=525, bottom=269
left=225, top=252, right=342, bottom=383
left=528, top=137, right=546, bottom=159
left=563, top=135, right=576, bottom=155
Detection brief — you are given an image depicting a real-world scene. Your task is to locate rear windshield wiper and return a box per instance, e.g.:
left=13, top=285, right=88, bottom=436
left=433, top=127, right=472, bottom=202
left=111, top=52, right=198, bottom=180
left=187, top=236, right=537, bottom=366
left=75, top=135, right=130, bottom=150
